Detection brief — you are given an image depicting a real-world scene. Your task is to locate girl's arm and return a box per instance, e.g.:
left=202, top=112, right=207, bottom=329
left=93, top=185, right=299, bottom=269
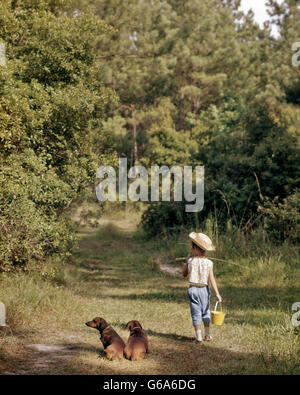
left=182, top=262, right=189, bottom=277
left=208, top=266, right=222, bottom=302
left=182, top=255, right=191, bottom=277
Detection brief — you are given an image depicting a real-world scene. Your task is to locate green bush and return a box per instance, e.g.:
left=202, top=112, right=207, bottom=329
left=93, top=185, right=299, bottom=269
left=140, top=201, right=197, bottom=237
left=259, top=190, right=300, bottom=244
left=0, top=150, right=77, bottom=270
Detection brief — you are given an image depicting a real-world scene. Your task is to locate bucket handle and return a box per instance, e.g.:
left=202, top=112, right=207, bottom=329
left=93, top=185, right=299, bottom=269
left=214, top=301, right=222, bottom=312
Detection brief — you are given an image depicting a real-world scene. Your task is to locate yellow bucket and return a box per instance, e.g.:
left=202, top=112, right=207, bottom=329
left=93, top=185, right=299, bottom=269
left=211, top=302, right=225, bottom=326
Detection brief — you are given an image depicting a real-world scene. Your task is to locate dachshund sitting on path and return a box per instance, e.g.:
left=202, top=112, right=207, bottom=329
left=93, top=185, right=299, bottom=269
left=85, top=317, right=125, bottom=361
left=124, top=320, right=150, bottom=361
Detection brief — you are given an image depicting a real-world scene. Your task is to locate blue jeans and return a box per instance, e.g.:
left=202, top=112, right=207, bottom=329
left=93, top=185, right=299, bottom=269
left=187, top=285, right=211, bottom=326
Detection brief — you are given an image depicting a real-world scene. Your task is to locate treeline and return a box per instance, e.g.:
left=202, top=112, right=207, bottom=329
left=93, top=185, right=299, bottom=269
left=0, top=0, right=299, bottom=270
left=78, top=0, right=300, bottom=240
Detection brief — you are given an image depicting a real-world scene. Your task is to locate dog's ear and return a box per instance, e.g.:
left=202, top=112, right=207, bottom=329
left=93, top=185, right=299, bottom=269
left=98, top=317, right=109, bottom=330
left=93, top=317, right=102, bottom=328
left=125, top=321, right=133, bottom=330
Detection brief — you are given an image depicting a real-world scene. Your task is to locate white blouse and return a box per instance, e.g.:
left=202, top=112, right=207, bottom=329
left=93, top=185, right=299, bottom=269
left=187, top=257, right=213, bottom=285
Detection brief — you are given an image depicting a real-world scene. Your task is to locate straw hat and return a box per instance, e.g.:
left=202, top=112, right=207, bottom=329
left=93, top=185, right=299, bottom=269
left=189, top=232, right=216, bottom=251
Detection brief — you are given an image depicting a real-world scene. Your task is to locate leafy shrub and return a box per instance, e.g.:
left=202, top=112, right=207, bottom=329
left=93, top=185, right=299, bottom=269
left=140, top=201, right=197, bottom=237
left=259, top=190, right=300, bottom=244
left=0, top=150, right=76, bottom=270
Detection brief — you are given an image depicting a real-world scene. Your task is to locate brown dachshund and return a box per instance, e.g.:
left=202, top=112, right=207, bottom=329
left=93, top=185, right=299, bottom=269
left=85, top=317, right=125, bottom=361
left=124, top=320, right=150, bottom=361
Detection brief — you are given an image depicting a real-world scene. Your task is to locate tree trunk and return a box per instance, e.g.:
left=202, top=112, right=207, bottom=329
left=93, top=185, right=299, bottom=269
left=131, top=104, right=138, bottom=166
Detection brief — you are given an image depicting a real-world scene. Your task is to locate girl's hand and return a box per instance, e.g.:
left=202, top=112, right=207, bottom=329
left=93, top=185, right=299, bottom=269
left=216, top=294, right=222, bottom=303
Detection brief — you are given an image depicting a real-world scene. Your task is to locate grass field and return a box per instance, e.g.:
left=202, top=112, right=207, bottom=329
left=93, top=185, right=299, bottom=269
left=0, top=212, right=299, bottom=375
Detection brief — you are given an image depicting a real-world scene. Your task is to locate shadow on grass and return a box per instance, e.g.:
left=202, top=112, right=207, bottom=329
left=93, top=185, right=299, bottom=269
left=1, top=324, right=298, bottom=375
left=110, top=322, right=195, bottom=343
left=218, top=285, right=300, bottom=310
left=2, top=338, right=296, bottom=375
left=103, top=291, right=187, bottom=303
left=0, top=340, right=102, bottom=375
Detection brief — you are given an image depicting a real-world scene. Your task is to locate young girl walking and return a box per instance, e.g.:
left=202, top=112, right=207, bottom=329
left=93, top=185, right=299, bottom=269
left=183, top=232, right=222, bottom=344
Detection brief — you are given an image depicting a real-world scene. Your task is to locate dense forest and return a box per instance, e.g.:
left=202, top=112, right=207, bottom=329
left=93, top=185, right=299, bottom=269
left=0, top=0, right=299, bottom=270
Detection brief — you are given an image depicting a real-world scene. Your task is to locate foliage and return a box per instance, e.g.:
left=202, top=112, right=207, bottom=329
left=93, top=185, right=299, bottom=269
left=140, top=201, right=190, bottom=237
left=78, top=0, right=300, bottom=239
left=0, top=0, right=116, bottom=269
left=259, top=190, right=300, bottom=244
left=193, top=96, right=300, bottom=229
left=1, top=0, right=299, bottom=262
